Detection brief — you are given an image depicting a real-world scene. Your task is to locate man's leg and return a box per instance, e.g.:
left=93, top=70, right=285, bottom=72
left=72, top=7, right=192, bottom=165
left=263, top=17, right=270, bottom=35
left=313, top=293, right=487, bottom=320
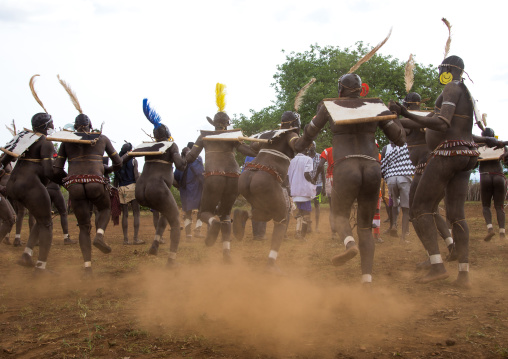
left=13, top=202, right=26, bottom=247
left=131, top=200, right=143, bottom=245
left=0, top=196, right=16, bottom=242
left=184, top=210, right=193, bottom=241
left=356, top=165, right=381, bottom=284
left=18, top=184, right=53, bottom=272
left=445, top=170, right=472, bottom=288
left=330, top=162, right=363, bottom=266
left=51, top=187, right=75, bottom=245
left=121, top=203, right=130, bottom=244
left=216, top=177, right=239, bottom=263
left=200, top=177, right=227, bottom=247
left=313, top=186, right=321, bottom=232
left=480, top=174, right=495, bottom=241
left=492, top=175, right=506, bottom=239
left=84, top=183, right=113, bottom=254
left=411, top=157, right=470, bottom=284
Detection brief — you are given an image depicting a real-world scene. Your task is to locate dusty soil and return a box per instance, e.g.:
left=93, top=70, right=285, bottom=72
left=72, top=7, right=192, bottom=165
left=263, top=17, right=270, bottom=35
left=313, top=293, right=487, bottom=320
left=0, top=202, right=507, bottom=359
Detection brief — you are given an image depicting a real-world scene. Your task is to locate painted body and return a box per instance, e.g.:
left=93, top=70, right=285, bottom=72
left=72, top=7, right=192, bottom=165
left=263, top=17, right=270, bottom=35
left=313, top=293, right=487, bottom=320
left=296, top=74, right=406, bottom=283
left=238, top=125, right=298, bottom=270
left=136, top=142, right=185, bottom=261
left=54, top=126, right=122, bottom=271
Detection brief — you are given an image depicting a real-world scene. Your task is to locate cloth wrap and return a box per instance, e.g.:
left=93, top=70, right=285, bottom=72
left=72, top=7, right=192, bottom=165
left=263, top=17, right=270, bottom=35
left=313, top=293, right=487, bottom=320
left=63, top=174, right=121, bottom=225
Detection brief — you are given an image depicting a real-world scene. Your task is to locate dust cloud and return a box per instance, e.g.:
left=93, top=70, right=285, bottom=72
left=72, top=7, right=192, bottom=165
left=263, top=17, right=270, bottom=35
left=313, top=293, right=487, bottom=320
left=136, top=261, right=415, bottom=357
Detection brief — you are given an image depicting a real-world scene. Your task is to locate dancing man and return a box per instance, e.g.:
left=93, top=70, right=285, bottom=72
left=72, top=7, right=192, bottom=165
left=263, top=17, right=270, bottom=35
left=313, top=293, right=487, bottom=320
left=54, top=76, right=122, bottom=275
left=134, top=99, right=185, bottom=266
left=186, top=83, right=257, bottom=263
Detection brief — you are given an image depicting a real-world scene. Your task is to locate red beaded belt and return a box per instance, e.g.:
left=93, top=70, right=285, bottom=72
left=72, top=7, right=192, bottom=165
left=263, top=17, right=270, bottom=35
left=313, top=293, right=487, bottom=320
left=480, top=171, right=505, bottom=177
left=62, top=174, right=121, bottom=225
left=414, top=162, right=427, bottom=175
left=244, top=162, right=283, bottom=184
left=62, top=174, right=109, bottom=189
left=432, top=140, right=480, bottom=157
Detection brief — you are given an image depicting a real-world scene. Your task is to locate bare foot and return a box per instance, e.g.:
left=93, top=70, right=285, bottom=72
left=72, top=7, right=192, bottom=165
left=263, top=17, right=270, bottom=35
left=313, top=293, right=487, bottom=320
left=484, top=229, right=495, bottom=242
left=331, top=242, right=358, bottom=266
left=446, top=244, right=458, bottom=262
left=223, top=249, right=233, bottom=264
left=205, top=217, right=221, bottom=247
left=452, top=272, right=472, bottom=289
left=415, top=258, right=431, bottom=271
left=17, top=253, right=34, bottom=267
left=93, top=234, right=112, bottom=254
left=416, top=263, right=449, bottom=284
left=148, top=240, right=159, bottom=255
left=265, top=260, right=285, bottom=276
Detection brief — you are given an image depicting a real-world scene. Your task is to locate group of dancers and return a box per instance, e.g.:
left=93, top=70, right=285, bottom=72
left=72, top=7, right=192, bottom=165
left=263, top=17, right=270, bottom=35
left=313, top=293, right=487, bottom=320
left=1, top=23, right=506, bottom=288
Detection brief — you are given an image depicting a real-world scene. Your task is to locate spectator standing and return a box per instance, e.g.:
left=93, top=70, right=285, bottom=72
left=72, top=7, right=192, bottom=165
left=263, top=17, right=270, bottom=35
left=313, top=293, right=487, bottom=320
left=308, top=142, right=324, bottom=232
left=288, top=149, right=316, bottom=240
left=114, top=142, right=144, bottom=245
left=381, top=142, right=415, bottom=243
left=174, top=142, right=205, bottom=242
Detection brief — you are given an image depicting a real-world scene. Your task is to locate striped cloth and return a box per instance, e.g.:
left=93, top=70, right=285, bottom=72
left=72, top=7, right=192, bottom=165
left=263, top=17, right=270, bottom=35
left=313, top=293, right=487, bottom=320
left=381, top=144, right=415, bottom=178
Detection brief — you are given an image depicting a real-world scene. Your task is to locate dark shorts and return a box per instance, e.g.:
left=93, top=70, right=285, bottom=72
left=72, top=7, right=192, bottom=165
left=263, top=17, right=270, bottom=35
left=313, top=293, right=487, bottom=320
left=295, top=201, right=312, bottom=212
left=315, top=186, right=322, bottom=197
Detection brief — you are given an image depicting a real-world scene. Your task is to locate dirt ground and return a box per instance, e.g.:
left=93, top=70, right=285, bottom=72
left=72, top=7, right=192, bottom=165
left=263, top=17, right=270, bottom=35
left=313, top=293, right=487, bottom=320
left=0, top=201, right=507, bottom=359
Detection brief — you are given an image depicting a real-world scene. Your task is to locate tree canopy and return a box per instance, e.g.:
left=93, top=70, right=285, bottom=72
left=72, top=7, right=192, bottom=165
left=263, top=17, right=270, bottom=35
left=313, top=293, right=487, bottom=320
left=232, top=43, right=443, bottom=153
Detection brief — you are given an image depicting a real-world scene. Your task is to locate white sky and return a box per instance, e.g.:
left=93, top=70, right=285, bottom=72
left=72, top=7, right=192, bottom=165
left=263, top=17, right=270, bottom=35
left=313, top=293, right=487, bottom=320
left=1, top=0, right=507, bottom=176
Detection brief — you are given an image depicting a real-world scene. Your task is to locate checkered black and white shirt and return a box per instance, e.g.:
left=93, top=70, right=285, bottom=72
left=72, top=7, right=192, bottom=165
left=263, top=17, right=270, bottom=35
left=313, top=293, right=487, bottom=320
left=381, top=144, right=415, bottom=178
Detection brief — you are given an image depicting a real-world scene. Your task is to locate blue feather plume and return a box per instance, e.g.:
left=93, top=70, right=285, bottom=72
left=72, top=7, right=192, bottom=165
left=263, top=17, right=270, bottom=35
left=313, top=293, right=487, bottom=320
left=143, top=98, right=162, bottom=129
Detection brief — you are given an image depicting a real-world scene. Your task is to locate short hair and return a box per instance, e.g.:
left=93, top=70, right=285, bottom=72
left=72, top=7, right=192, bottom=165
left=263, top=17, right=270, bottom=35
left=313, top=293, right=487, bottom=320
left=481, top=127, right=495, bottom=138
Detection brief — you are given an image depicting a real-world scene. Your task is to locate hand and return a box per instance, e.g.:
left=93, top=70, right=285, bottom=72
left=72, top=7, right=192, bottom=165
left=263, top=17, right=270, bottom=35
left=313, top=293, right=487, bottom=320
left=484, top=137, right=500, bottom=148
left=397, top=101, right=411, bottom=118
left=493, top=140, right=507, bottom=149
left=500, top=150, right=508, bottom=165
left=388, top=100, right=401, bottom=116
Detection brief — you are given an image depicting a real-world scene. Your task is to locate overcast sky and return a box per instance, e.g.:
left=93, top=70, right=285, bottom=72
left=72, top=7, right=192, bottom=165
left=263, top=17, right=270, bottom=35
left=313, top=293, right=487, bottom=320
left=1, top=0, right=506, bottom=174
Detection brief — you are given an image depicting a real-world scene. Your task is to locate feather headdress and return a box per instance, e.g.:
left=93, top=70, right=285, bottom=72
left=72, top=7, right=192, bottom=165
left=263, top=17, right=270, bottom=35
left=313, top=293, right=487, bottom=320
left=215, top=83, right=226, bottom=112
left=348, top=27, right=392, bottom=74
left=5, top=119, right=17, bottom=136
left=442, top=18, right=452, bottom=59
left=29, top=74, right=48, bottom=113
left=294, top=78, right=316, bottom=112
left=142, top=98, right=162, bottom=129
left=404, top=54, right=415, bottom=93
left=57, top=75, right=83, bottom=114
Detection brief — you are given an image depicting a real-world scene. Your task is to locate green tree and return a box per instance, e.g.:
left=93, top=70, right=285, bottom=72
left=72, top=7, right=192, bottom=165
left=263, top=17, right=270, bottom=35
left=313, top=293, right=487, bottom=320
left=232, top=43, right=442, bottom=153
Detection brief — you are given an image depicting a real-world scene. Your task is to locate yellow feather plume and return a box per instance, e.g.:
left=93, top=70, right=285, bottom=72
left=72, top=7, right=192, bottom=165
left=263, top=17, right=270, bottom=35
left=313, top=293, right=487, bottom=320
left=57, top=74, right=83, bottom=114
left=294, top=78, right=316, bottom=112
left=442, top=18, right=452, bottom=59
left=404, top=54, right=415, bottom=93
left=29, top=74, right=48, bottom=113
left=348, top=27, right=392, bottom=74
left=215, top=83, right=227, bottom=112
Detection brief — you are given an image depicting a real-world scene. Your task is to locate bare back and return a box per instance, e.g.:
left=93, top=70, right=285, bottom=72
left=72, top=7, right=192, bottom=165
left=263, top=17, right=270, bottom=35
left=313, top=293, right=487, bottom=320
left=426, top=81, right=474, bottom=150
left=56, top=135, right=121, bottom=176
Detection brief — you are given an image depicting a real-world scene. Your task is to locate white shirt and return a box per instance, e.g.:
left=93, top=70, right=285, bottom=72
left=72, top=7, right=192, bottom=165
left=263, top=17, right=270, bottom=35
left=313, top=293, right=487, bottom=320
left=287, top=153, right=316, bottom=201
